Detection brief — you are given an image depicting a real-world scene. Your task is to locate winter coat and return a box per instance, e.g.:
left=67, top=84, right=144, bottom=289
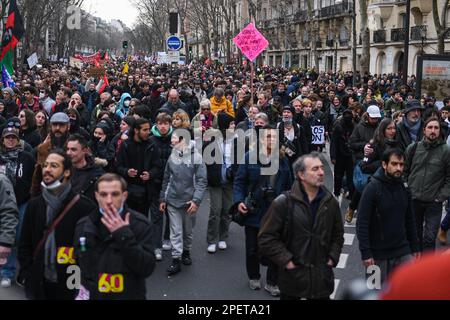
left=357, top=168, right=419, bottom=261
left=258, top=180, right=344, bottom=299
left=18, top=97, right=43, bottom=113
left=405, top=139, right=450, bottom=203
left=116, top=138, right=162, bottom=202
left=74, top=207, right=155, bottom=300
left=360, top=139, right=400, bottom=174
left=396, top=120, right=424, bottom=151
left=210, top=96, right=235, bottom=117
left=20, top=128, right=42, bottom=149
left=0, top=148, right=35, bottom=205
left=149, top=127, right=173, bottom=190
left=82, top=90, right=100, bottom=114
left=349, top=115, right=378, bottom=161
left=70, top=156, right=105, bottom=201
left=160, top=100, right=188, bottom=116
left=0, top=174, right=18, bottom=247
left=159, top=142, right=207, bottom=208
left=18, top=190, right=96, bottom=300
left=277, top=122, right=309, bottom=164
left=330, top=118, right=354, bottom=161
left=233, top=152, right=293, bottom=228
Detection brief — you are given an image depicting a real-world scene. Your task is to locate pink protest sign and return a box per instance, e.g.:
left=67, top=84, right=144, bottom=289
left=233, top=23, right=269, bottom=62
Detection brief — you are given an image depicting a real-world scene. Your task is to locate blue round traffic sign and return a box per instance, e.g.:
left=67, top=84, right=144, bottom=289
left=167, top=36, right=182, bottom=51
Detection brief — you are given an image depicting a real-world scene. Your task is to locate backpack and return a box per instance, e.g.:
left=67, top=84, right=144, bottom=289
left=353, top=160, right=371, bottom=193
left=259, top=191, right=294, bottom=267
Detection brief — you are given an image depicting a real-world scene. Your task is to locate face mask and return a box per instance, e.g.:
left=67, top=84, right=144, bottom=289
left=41, top=173, right=65, bottom=191
left=39, top=93, right=45, bottom=99
left=283, top=118, right=293, bottom=126
left=99, top=202, right=125, bottom=216
left=124, top=100, right=131, bottom=107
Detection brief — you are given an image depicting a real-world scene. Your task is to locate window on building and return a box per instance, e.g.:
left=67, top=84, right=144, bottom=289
left=399, top=13, right=406, bottom=28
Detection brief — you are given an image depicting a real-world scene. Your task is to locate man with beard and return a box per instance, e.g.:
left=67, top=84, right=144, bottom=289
left=66, top=134, right=104, bottom=202
left=116, top=118, right=161, bottom=216
left=404, top=117, right=450, bottom=252
left=18, top=150, right=95, bottom=300
left=357, top=149, right=420, bottom=285
left=68, top=93, right=89, bottom=130
left=2, top=88, right=18, bottom=119
left=31, top=113, right=71, bottom=196
left=396, top=100, right=425, bottom=151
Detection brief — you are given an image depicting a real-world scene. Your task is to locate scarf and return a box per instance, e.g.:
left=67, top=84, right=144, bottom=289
left=404, top=117, right=422, bottom=142
left=201, top=114, right=213, bottom=129
left=0, top=148, right=20, bottom=186
left=41, top=182, right=72, bottom=283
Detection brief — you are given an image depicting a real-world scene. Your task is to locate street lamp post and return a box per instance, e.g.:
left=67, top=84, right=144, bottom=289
left=402, top=0, right=411, bottom=85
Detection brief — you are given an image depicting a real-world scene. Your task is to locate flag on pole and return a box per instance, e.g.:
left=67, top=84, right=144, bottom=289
left=2, top=64, right=15, bottom=88
left=122, top=62, right=129, bottom=75
left=0, top=0, right=25, bottom=75
left=99, top=73, right=109, bottom=94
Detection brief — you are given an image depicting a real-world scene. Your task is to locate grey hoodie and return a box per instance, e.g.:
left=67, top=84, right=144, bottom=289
left=160, top=142, right=207, bottom=209
left=0, top=174, right=19, bottom=247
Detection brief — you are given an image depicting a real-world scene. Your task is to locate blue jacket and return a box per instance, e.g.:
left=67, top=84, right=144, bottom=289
left=233, top=153, right=293, bottom=228
left=116, top=93, right=132, bottom=119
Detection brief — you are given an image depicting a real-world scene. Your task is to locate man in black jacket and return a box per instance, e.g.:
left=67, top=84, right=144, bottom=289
left=116, top=118, right=161, bottom=216
left=66, top=134, right=104, bottom=202
left=330, top=109, right=355, bottom=198
left=18, top=150, right=96, bottom=300
left=357, top=149, right=420, bottom=285
left=74, top=173, right=155, bottom=300
left=149, top=113, right=173, bottom=260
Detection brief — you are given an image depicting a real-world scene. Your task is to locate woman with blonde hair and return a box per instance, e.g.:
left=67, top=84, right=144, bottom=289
left=172, top=109, right=191, bottom=129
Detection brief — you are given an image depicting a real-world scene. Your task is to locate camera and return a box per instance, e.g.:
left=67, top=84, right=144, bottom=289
left=244, top=193, right=258, bottom=215
left=262, top=187, right=276, bottom=204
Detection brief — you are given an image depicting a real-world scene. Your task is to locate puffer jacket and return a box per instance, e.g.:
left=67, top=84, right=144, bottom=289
left=0, top=174, right=18, bottom=247
left=258, top=180, right=344, bottom=299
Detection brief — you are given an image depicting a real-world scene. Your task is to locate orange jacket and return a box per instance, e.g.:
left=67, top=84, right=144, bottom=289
left=210, top=96, right=235, bottom=117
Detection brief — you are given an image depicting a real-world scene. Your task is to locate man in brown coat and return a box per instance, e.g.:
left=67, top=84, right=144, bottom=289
left=31, top=113, right=71, bottom=196
left=259, top=152, right=344, bottom=300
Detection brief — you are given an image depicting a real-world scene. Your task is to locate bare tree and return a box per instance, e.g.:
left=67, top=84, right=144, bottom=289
left=432, top=0, right=450, bottom=55
left=359, top=0, right=370, bottom=75
left=133, top=0, right=170, bottom=52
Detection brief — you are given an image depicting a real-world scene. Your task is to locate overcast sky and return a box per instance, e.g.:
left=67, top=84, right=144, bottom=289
left=82, top=0, right=138, bottom=28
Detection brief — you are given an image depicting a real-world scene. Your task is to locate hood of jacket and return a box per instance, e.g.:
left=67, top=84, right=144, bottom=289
left=151, top=125, right=173, bottom=138
left=372, top=167, right=403, bottom=186
left=118, top=93, right=132, bottom=112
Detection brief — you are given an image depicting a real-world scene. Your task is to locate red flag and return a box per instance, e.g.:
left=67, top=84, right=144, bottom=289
left=99, top=73, right=109, bottom=94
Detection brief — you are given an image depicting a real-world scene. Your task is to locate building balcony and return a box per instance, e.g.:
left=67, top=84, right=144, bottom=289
left=411, top=25, right=427, bottom=41
left=294, top=10, right=308, bottom=23
left=373, top=30, right=386, bottom=43
left=391, top=28, right=406, bottom=42
left=319, top=1, right=353, bottom=18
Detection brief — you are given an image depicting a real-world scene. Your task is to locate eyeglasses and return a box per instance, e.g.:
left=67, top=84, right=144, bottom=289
left=202, top=108, right=211, bottom=111
left=4, top=135, right=17, bottom=140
